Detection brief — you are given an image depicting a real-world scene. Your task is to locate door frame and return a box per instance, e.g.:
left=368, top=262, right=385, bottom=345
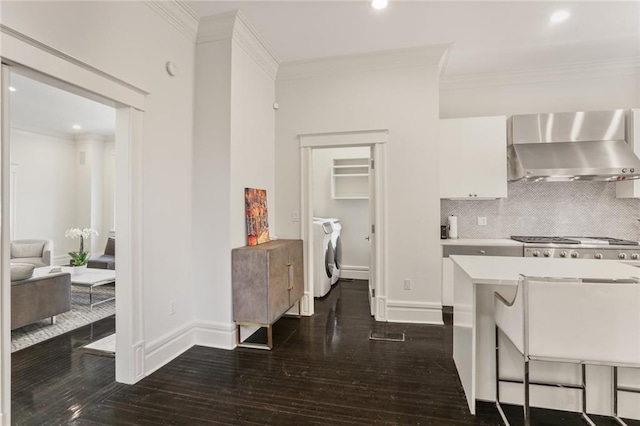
left=1, top=26, right=148, bottom=424
left=299, top=129, right=388, bottom=321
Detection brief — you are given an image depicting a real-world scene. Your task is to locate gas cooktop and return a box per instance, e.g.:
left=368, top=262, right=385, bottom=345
left=510, top=236, right=639, bottom=246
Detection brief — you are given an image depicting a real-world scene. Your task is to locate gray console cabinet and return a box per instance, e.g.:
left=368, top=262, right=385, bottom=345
left=232, top=239, right=304, bottom=349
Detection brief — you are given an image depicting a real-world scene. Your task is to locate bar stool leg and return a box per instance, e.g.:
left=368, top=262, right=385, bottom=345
left=524, top=359, right=530, bottom=426
left=613, top=366, right=628, bottom=426
left=581, top=364, right=596, bottom=426
left=495, top=326, right=509, bottom=425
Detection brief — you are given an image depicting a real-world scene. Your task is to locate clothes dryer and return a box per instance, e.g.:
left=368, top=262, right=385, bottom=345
left=313, top=219, right=334, bottom=298
left=314, top=217, right=342, bottom=285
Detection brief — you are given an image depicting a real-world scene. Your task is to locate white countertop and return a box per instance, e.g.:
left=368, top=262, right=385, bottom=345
left=441, top=239, right=524, bottom=247
left=450, top=255, right=640, bottom=285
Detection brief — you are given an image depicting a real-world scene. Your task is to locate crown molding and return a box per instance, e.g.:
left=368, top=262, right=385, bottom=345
left=196, top=10, right=237, bottom=44
left=197, top=10, right=280, bottom=80
left=441, top=57, right=640, bottom=91
left=232, top=12, right=280, bottom=80
left=145, top=0, right=199, bottom=42
left=10, top=122, right=74, bottom=140
left=277, top=44, right=450, bottom=81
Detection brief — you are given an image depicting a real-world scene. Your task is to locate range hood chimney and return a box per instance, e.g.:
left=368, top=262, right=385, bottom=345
left=507, top=110, right=640, bottom=182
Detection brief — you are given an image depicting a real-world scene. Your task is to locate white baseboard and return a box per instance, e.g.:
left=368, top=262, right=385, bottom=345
left=191, top=321, right=236, bottom=350
left=144, top=320, right=237, bottom=377
left=340, top=265, right=369, bottom=280
left=385, top=300, right=443, bottom=325
left=144, top=322, right=195, bottom=376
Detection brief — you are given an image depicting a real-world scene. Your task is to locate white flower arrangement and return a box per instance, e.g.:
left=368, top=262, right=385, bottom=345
left=65, top=227, right=99, bottom=266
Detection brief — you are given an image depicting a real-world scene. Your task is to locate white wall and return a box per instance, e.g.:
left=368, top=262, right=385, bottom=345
left=275, top=50, right=444, bottom=324
left=192, top=12, right=277, bottom=344
left=312, top=146, right=370, bottom=274
left=9, top=129, right=77, bottom=260
left=230, top=38, right=276, bottom=250
left=1, top=1, right=196, bottom=371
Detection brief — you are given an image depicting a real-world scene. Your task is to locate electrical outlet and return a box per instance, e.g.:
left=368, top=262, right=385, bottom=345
left=404, top=279, right=411, bottom=290
left=477, top=216, right=487, bottom=226
left=292, top=210, right=299, bottom=222
left=169, top=300, right=176, bottom=315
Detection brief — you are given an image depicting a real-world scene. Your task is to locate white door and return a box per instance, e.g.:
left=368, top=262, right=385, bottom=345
left=368, top=146, right=376, bottom=316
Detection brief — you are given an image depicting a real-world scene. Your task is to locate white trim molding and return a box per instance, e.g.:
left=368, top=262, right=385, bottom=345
left=144, top=321, right=236, bottom=376
left=144, top=322, right=194, bottom=376
left=191, top=321, right=237, bottom=350
left=197, top=10, right=280, bottom=80
left=0, top=25, right=149, bottom=110
left=278, top=44, right=450, bottom=81
left=385, top=300, right=444, bottom=325
left=301, top=291, right=313, bottom=316
left=299, top=129, right=388, bottom=322
left=441, top=57, right=640, bottom=91
left=300, top=129, right=388, bottom=148
left=340, top=265, right=369, bottom=281
left=144, top=0, right=199, bottom=42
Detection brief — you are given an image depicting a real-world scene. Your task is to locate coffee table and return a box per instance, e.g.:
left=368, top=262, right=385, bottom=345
left=34, top=267, right=116, bottom=310
left=68, top=268, right=115, bottom=309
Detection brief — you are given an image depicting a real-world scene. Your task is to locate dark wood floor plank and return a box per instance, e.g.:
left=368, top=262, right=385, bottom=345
left=12, top=280, right=640, bottom=426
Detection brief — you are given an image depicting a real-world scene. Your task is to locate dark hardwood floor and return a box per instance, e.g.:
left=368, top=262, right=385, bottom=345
left=11, top=280, right=639, bottom=425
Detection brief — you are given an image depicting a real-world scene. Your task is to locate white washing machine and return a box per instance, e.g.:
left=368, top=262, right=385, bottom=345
left=326, top=218, right=342, bottom=285
left=315, top=217, right=342, bottom=285
left=313, top=219, right=334, bottom=298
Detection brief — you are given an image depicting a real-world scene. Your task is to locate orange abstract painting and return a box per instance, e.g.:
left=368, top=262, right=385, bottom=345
left=245, top=188, right=270, bottom=246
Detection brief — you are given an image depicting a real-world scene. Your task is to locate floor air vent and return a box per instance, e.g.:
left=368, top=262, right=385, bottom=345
left=369, top=331, right=405, bottom=342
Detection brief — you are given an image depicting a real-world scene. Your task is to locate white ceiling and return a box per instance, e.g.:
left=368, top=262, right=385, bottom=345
left=9, top=73, right=115, bottom=137
left=186, top=1, right=640, bottom=75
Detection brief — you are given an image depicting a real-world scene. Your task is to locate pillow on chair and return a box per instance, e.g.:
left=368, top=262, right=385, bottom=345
left=11, top=242, right=44, bottom=259
left=10, top=263, right=35, bottom=281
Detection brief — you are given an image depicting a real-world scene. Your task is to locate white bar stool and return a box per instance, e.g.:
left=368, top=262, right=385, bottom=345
left=494, top=275, right=640, bottom=426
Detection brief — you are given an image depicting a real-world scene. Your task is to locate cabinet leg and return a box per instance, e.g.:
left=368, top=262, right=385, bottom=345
left=236, top=323, right=274, bottom=350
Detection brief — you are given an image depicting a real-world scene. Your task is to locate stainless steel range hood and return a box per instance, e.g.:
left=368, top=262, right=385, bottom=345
left=508, top=110, right=640, bottom=182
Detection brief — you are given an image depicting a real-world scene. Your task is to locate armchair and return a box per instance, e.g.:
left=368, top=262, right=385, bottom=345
left=10, top=239, right=53, bottom=267
left=88, top=237, right=115, bottom=270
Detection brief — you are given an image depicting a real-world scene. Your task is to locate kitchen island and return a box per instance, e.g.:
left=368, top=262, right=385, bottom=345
left=451, top=255, right=640, bottom=420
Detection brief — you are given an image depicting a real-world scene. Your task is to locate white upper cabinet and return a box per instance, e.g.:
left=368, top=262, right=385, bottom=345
left=616, top=109, right=640, bottom=199
left=439, top=116, right=508, bottom=199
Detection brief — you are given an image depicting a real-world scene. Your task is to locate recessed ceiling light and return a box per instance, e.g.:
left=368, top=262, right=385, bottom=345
left=371, top=0, right=388, bottom=10
left=8, top=86, right=16, bottom=92
left=72, top=124, right=82, bottom=130
left=550, top=10, right=570, bottom=24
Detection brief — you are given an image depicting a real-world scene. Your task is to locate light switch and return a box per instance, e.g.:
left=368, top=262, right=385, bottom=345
left=292, top=210, right=300, bottom=222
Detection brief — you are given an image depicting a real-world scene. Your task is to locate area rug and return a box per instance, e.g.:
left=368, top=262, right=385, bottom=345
left=11, top=285, right=115, bottom=353
left=82, top=333, right=116, bottom=357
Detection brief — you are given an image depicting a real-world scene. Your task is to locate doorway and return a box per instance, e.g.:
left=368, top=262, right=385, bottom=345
left=311, top=146, right=372, bottom=310
left=299, top=129, right=388, bottom=322
left=7, top=69, right=117, bottom=356
left=1, top=51, right=145, bottom=420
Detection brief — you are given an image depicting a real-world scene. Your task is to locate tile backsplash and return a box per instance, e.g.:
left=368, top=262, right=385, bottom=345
left=441, top=181, right=640, bottom=241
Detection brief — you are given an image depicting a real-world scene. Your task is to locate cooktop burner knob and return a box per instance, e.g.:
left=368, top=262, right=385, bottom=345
left=559, top=251, right=567, bottom=258
left=631, top=253, right=639, bottom=260
left=594, top=253, right=603, bottom=260
left=618, top=253, right=627, bottom=260
left=570, top=251, right=579, bottom=258
left=543, top=250, right=550, bottom=257
left=532, top=250, right=540, bottom=257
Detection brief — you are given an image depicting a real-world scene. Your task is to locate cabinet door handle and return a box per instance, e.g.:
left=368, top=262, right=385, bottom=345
left=287, top=263, right=294, bottom=290
left=479, top=250, right=486, bottom=255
